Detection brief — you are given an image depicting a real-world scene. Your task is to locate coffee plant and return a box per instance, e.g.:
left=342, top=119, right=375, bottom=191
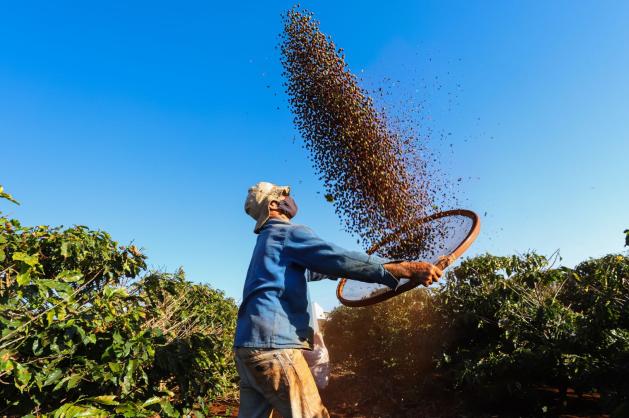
left=0, top=188, right=238, bottom=417
left=326, top=250, right=629, bottom=415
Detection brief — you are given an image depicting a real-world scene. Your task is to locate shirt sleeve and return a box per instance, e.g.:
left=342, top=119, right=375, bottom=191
left=285, top=225, right=399, bottom=289
left=305, top=269, right=337, bottom=282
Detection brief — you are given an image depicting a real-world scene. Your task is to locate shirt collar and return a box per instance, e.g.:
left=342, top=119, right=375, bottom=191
left=262, top=218, right=292, bottom=230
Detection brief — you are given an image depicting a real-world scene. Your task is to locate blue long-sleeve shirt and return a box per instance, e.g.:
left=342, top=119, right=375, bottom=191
left=234, top=218, right=398, bottom=349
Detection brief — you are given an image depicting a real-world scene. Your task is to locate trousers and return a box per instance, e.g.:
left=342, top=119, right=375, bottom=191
left=234, top=347, right=330, bottom=418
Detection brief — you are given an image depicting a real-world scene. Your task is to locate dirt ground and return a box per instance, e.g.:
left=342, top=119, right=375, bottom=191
left=208, top=367, right=610, bottom=418
left=320, top=370, right=610, bottom=418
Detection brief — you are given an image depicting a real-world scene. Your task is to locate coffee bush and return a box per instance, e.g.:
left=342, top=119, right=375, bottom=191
left=0, top=192, right=238, bottom=417
left=325, top=251, right=629, bottom=414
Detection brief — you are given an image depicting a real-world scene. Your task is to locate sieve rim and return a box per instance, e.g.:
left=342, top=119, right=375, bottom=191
left=336, top=209, right=481, bottom=307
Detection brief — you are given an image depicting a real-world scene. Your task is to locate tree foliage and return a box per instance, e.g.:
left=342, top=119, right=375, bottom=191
left=325, top=251, right=629, bottom=415
left=0, top=188, right=238, bottom=417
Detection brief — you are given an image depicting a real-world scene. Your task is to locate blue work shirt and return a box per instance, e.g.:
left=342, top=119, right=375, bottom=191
left=234, top=218, right=398, bottom=349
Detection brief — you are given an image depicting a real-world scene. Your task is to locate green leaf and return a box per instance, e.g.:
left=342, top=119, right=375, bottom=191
left=0, top=350, right=15, bottom=372
left=159, top=399, right=179, bottom=418
left=60, top=241, right=70, bottom=257
left=66, top=405, right=108, bottom=418
left=16, top=271, right=31, bottom=286
left=31, top=338, right=42, bottom=355
left=114, top=403, right=141, bottom=415
left=52, top=372, right=83, bottom=392
left=53, top=403, right=72, bottom=418
left=108, top=362, right=122, bottom=373
left=16, top=363, right=32, bottom=389
left=0, top=185, right=19, bottom=205
left=40, top=279, right=73, bottom=294
left=121, top=359, right=139, bottom=395
left=89, top=395, right=119, bottom=406
left=43, top=369, right=63, bottom=387
left=67, top=373, right=83, bottom=389
left=57, top=270, right=83, bottom=283
left=142, top=396, right=162, bottom=407
left=104, top=286, right=130, bottom=299
left=0, top=248, right=5, bottom=262
left=47, top=309, right=56, bottom=325
left=12, top=251, right=39, bottom=266
left=113, top=331, right=123, bottom=345
left=53, top=376, right=69, bottom=392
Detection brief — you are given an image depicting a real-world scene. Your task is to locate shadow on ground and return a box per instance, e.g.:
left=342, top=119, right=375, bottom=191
left=209, top=366, right=610, bottom=417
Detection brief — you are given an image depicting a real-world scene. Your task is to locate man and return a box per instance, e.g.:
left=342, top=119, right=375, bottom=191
left=234, top=182, right=442, bottom=418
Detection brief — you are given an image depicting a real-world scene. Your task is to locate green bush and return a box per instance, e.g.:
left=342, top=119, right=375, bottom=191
left=438, top=253, right=629, bottom=412
left=325, top=251, right=629, bottom=414
left=0, top=190, right=238, bottom=417
left=325, top=288, right=439, bottom=399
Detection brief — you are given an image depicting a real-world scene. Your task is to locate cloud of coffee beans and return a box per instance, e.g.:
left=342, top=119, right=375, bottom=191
left=280, top=7, right=440, bottom=259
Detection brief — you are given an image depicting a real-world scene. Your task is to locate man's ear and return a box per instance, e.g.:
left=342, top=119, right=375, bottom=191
left=269, top=200, right=280, bottom=210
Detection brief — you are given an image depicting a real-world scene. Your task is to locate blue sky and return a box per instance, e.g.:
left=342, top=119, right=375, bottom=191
left=1, top=1, right=628, bottom=310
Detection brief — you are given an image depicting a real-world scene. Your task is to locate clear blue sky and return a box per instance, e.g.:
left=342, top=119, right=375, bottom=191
left=2, top=1, right=627, bottom=311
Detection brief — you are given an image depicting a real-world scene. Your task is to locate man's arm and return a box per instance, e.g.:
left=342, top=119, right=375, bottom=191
left=306, top=270, right=336, bottom=282
left=286, top=225, right=441, bottom=289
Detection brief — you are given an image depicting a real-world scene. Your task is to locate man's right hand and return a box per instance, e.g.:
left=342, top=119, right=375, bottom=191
left=384, top=261, right=443, bottom=287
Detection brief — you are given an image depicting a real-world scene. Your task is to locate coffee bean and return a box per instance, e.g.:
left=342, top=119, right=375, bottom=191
left=280, top=7, right=448, bottom=260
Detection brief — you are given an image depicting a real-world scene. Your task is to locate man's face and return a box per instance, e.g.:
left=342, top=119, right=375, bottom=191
left=277, top=195, right=298, bottom=219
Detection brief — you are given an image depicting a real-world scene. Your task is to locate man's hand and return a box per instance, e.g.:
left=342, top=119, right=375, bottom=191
left=384, top=261, right=443, bottom=287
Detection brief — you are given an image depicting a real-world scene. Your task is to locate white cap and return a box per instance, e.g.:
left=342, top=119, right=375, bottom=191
left=244, top=182, right=291, bottom=233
